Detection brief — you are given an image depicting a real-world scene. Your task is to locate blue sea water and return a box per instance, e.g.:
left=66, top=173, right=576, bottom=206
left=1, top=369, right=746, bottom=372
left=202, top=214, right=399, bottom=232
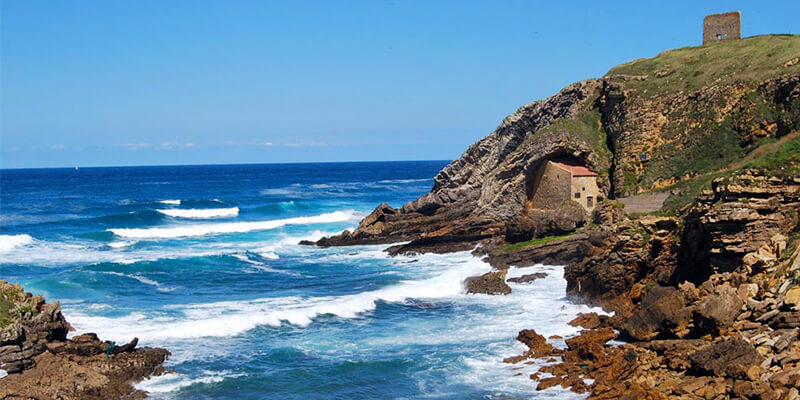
left=0, top=162, right=599, bottom=399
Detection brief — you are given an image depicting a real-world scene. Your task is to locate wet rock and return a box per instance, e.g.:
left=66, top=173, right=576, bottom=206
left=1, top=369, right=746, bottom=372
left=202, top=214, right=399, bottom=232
left=465, top=270, right=511, bottom=295
left=507, top=272, right=547, bottom=284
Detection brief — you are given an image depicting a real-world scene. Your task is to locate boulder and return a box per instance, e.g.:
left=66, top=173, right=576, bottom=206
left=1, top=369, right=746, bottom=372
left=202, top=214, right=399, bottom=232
left=689, top=338, right=763, bottom=377
left=516, top=329, right=554, bottom=357
left=693, top=284, right=743, bottom=335
left=465, top=270, right=511, bottom=295
left=618, top=286, right=690, bottom=341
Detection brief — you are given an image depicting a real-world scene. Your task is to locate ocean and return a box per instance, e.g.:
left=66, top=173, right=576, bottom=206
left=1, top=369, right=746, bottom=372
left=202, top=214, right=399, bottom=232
left=0, top=161, right=600, bottom=399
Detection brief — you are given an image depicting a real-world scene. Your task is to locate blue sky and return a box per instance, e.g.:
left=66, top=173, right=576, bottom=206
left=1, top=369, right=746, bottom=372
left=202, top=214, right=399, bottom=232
left=1, top=1, right=798, bottom=168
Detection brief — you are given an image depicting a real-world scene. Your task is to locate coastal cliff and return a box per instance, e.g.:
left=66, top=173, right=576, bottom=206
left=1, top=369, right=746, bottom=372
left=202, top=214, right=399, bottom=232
left=0, top=281, right=169, bottom=400
left=309, top=34, right=800, bottom=398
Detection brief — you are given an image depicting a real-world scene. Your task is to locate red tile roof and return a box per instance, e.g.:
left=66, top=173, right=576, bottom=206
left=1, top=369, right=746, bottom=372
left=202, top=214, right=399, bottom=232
left=552, top=161, right=598, bottom=177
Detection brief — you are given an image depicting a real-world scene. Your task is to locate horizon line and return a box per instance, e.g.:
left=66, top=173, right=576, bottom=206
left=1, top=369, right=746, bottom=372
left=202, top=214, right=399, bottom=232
left=0, top=158, right=453, bottom=171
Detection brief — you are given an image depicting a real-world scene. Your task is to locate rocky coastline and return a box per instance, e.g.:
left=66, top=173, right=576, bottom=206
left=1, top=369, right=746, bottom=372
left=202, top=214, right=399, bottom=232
left=0, top=281, right=169, bottom=400
left=305, top=35, right=800, bottom=398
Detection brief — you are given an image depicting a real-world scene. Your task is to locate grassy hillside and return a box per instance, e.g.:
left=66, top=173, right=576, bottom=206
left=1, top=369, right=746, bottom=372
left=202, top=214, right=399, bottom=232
left=607, top=35, right=800, bottom=97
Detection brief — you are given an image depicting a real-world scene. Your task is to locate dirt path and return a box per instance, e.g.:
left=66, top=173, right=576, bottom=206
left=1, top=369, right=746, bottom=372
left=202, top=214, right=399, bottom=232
left=617, top=192, right=670, bottom=215
left=729, top=130, right=800, bottom=170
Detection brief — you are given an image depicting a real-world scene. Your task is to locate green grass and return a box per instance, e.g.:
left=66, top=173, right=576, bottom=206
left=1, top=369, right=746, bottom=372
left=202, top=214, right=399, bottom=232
left=0, top=297, right=15, bottom=328
left=537, top=108, right=611, bottom=159
left=607, top=35, right=800, bottom=98
left=655, top=133, right=800, bottom=215
left=503, top=232, right=577, bottom=252
left=742, top=134, right=800, bottom=176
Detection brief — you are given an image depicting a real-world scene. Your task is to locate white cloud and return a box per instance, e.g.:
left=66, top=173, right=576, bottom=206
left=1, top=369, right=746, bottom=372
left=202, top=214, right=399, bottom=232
left=50, top=144, right=66, bottom=150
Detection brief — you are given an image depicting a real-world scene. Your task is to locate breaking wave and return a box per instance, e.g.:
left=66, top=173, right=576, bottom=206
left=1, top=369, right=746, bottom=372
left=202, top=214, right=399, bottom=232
left=156, top=207, right=239, bottom=219
left=108, top=210, right=358, bottom=239
left=158, top=199, right=181, bottom=205
left=0, top=234, right=35, bottom=252
left=65, top=254, right=490, bottom=340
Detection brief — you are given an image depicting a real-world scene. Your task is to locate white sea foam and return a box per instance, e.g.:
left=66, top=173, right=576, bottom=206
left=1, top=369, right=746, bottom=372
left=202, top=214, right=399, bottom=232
left=135, top=370, right=243, bottom=393
left=100, top=271, right=176, bottom=292
left=158, top=199, right=181, bottom=205
left=156, top=207, right=239, bottom=219
left=108, top=210, right=358, bottom=239
left=65, top=253, right=490, bottom=341
left=108, top=241, right=134, bottom=249
left=0, top=234, right=35, bottom=252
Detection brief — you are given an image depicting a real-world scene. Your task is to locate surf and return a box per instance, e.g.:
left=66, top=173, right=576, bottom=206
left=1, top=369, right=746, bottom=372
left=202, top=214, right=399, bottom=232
left=156, top=207, right=239, bottom=219
left=107, top=210, right=359, bottom=239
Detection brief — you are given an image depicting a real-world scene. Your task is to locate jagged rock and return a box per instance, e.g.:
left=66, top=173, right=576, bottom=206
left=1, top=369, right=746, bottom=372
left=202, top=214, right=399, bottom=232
left=568, top=313, right=603, bottom=330
left=0, top=281, right=169, bottom=400
left=0, top=281, right=71, bottom=373
left=618, top=286, right=690, bottom=341
left=516, top=329, right=553, bottom=358
left=507, top=272, right=547, bottom=284
left=693, top=284, right=743, bottom=335
left=689, top=338, right=764, bottom=377
left=564, top=327, right=616, bottom=363
left=465, top=270, right=511, bottom=295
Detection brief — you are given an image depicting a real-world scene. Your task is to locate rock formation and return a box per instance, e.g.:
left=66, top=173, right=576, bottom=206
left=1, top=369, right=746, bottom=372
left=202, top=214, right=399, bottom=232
left=0, top=281, right=169, bottom=400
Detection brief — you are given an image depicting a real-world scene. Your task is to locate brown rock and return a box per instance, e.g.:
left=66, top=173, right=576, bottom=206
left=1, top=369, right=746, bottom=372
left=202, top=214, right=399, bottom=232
left=568, top=312, right=603, bottom=330
left=465, top=269, right=511, bottom=295
left=564, top=327, right=615, bottom=363
left=516, top=329, right=554, bottom=357
left=693, top=284, right=743, bottom=335
left=618, top=286, right=690, bottom=341
left=785, top=287, right=800, bottom=310
left=689, top=338, right=764, bottom=377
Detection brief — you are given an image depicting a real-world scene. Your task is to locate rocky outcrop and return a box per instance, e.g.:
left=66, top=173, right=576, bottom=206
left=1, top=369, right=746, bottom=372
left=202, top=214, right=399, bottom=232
left=688, top=338, right=763, bottom=377
left=309, top=79, right=608, bottom=250
left=465, top=270, right=511, bottom=295
left=507, top=272, right=547, bottom=284
left=0, top=282, right=71, bottom=373
left=677, top=172, right=800, bottom=283
left=0, top=281, right=169, bottom=400
left=617, top=286, right=690, bottom=341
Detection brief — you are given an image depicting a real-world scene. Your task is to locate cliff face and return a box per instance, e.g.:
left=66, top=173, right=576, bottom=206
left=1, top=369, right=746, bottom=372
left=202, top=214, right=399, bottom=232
left=314, top=35, right=800, bottom=250
left=0, top=282, right=71, bottom=374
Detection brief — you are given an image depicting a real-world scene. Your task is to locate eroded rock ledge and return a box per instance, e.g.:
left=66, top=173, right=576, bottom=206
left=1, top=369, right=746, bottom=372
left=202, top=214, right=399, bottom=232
left=0, top=281, right=169, bottom=400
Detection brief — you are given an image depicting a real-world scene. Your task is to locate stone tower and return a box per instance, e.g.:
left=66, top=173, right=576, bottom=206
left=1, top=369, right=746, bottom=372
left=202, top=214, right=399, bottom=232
left=703, top=11, right=741, bottom=45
